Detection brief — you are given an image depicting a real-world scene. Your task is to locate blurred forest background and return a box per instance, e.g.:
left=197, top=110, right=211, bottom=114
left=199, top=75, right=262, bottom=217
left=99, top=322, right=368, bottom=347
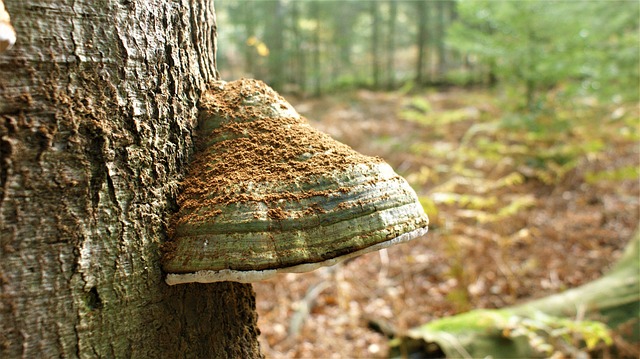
left=217, top=0, right=638, bottom=104
left=215, top=0, right=639, bottom=358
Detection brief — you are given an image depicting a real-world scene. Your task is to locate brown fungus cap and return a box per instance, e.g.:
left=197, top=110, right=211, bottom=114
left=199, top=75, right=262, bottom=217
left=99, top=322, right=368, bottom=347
left=162, top=78, right=428, bottom=284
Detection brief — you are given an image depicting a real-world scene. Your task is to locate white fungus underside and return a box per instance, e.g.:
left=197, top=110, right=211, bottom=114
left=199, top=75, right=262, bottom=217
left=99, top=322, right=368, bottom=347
left=165, top=226, right=428, bottom=285
left=0, top=23, right=16, bottom=49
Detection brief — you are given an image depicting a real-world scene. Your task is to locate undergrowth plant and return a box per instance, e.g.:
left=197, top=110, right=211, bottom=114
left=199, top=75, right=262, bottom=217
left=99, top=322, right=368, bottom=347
left=504, top=311, right=613, bottom=358
left=401, top=87, right=639, bottom=316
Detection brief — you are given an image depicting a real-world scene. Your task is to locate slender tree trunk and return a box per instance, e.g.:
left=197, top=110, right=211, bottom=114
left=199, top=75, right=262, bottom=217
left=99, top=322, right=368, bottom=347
left=370, top=1, right=380, bottom=89
left=386, top=0, right=397, bottom=90
left=415, top=1, right=429, bottom=86
left=335, top=2, right=354, bottom=81
left=243, top=1, right=256, bottom=77
left=291, top=1, right=306, bottom=95
left=266, top=0, right=284, bottom=91
left=0, top=1, right=262, bottom=358
left=435, top=0, right=447, bottom=82
left=312, top=1, right=322, bottom=96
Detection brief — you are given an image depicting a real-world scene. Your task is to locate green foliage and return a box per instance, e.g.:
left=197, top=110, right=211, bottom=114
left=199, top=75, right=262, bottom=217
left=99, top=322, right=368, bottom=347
left=418, top=196, right=439, bottom=221
left=400, top=95, right=483, bottom=131
left=586, top=165, right=640, bottom=184
left=505, top=311, right=614, bottom=356
left=420, top=309, right=510, bottom=333
left=401, top=88, right=637, bottom=322
left=457, top=106, right=616, bottom=185
left=442, top=236, right=473, bottom=312
left=448, top=0, right=640, bottom=107
left=433, top=192, right=535, bottom=224
left=432, top=192, right=497, bottom=210
left=399, top=97, right=432, bottom=124
left=395, top=308, right=615, bottom=358
left=444, top=68, right=480, bottom=87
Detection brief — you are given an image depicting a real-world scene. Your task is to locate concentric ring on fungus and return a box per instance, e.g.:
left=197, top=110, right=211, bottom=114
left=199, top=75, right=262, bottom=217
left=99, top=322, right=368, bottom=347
left=162, top=78, right=429, bottom=284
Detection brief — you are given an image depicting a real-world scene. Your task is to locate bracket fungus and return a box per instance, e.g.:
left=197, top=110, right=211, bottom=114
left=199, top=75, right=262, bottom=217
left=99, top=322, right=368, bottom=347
left=162, top=78, right=428, bottom=285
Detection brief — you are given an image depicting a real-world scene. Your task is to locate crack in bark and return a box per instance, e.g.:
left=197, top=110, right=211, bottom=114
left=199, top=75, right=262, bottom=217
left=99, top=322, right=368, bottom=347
left=0, top=134, right=10, bottom=208
left=80, top=123, right=109, bottom=209
left=105, top=169, right=117, bottom=207
left=0, top=115, right=16, bottom=209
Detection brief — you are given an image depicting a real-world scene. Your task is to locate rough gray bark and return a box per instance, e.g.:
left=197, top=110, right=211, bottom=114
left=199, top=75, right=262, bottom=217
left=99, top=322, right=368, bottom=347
left=0, top=1, right=262, bottom=358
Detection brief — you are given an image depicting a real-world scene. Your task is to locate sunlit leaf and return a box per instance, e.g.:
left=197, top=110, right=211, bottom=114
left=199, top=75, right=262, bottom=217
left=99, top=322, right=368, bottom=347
left=585, top=165, right=640, bottom=184
left=246, top=36, right=270, bottom=56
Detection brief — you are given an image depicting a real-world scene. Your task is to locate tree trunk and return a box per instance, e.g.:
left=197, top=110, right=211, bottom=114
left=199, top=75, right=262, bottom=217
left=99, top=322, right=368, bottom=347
left=415, top=1, right=429, bottom=86
left=370, top=1, right=380, bottom=89
left=435, top=0, right=447, bottom=82
left=265, top=0, right=284, bottom=91
left=242, top=1, right=256, bottom=77
left=311, top=1, right=322, bottom=97
left=335, top=2, right=353, bottom=79
left=0, top=1, right=262, bottom=358
left=385, top=0, right=397, bottom=90
left=291, top=1, right=307, bottom=96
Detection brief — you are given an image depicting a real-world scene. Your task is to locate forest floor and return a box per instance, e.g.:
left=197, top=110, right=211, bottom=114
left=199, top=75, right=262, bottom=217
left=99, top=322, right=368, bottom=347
left=252, top=87, right=639, bottom=358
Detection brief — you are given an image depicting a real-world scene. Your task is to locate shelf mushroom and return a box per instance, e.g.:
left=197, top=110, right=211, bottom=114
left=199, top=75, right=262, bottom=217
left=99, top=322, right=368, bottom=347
left=162, top=78, right=428, bottom=285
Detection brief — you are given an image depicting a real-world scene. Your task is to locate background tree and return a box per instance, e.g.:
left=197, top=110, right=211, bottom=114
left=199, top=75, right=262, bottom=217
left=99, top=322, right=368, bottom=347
left=434, top=0, right=448, bottom=82
left=311, top=0, right=323, bottom=96
left=331, top=1, right=356, bottom=86
left=447, top=0, right=640, bottom=109
left=217, top=0, right=458, bottom=93
left=265, top=0, right=285, bottom=90
left=0, top=1, right=262, bottom=357
left=385, top=0, right=398, bottom=90
left=415, top=0, right=430, bottom=86
left=370, top=1, right=381, bottom=89
left=214, top=0, right=636, bottom=103
left=241, top=1, right=257, bottom=77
